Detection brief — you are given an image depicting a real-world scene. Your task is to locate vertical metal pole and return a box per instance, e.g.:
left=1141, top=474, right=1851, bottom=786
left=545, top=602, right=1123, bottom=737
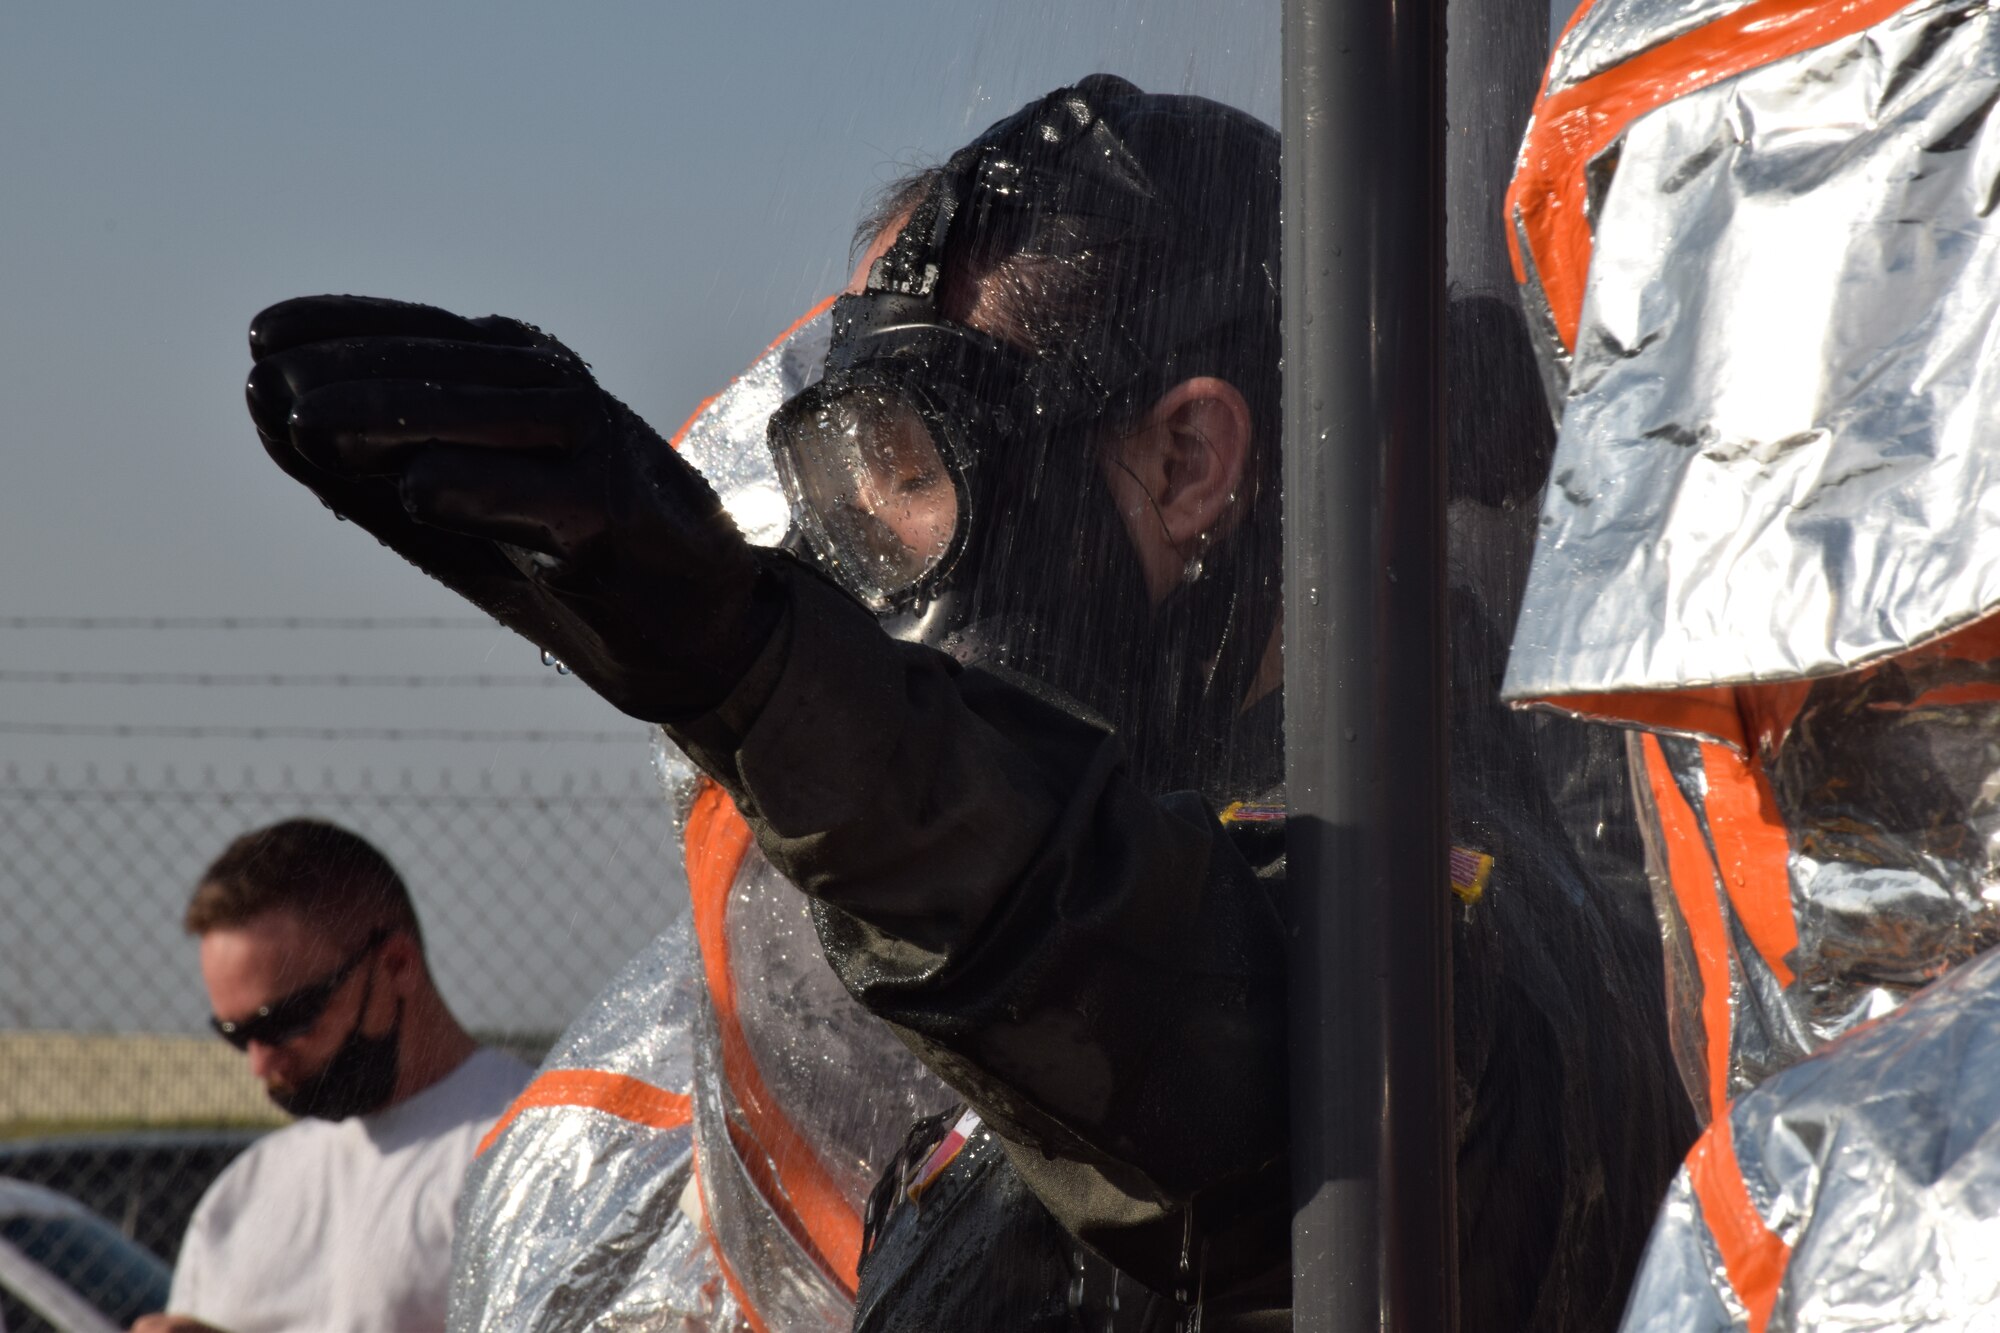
left=1282, top=0, right=1453, bottom=1328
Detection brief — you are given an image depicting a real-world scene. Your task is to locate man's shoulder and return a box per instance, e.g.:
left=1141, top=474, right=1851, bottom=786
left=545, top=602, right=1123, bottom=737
left=450, top=1045, right=535, bottom=1111
left=375, top=1046, right=533, bottom=1146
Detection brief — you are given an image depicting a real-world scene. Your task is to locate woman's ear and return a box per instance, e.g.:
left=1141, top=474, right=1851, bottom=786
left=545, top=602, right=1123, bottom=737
left=1102, top=376, right=1256, bottom=603
left=1128, top=376, right=1255, bottom=545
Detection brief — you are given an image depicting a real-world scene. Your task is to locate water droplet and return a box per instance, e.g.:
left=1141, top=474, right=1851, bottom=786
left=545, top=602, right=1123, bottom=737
left=1175, top=1209, right=1193, bottom=1304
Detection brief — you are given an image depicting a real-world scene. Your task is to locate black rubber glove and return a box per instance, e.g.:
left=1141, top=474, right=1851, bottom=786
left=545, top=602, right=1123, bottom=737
left=247, top=294, right=783, bottom=722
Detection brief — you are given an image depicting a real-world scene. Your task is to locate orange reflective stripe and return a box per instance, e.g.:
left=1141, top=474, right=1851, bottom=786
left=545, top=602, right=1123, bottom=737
left=685, top=777, right=866, bottom=1295
left=1874, top=680, right=2000, bottom=711
left=1699, top=745, right=1798, bottom=989
left=1736, top=681, right=1812, bottom=755
left=667, top=294, right=839, bottom=449
left=667, top=392, right=722, bottom=451
left=1508, top=0, right=1913, bottom=351
left=686, top=777, right=757, bottom=910
left=1688, top=1114, right=1791, bottom=1332
left=1544, top=610, right=2000, bottom=740
left=1920, top=609, right=2000, bottom=663
left=476, top=1069, right=693, bottom=1157
left=1541, top=686, right=1746, bottom=748
left=1641, top=733, right=1737, bottom=1121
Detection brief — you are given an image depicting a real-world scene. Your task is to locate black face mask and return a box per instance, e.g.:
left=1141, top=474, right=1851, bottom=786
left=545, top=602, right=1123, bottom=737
left=269, top=971, right=403, bottom=1121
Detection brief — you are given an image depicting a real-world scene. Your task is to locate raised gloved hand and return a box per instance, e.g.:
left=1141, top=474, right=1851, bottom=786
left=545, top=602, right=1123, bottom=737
left=247, top=294, right=783, bottom=722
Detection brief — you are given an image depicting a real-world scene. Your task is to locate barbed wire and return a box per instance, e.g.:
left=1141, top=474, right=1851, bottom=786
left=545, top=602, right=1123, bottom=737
left=0, top=722, right=641, bottom=744
left=0, top=669, right=566, bottom=688
left=0, top=615, right=497, bottom=630
left=0, top=760, right=670, bottom=804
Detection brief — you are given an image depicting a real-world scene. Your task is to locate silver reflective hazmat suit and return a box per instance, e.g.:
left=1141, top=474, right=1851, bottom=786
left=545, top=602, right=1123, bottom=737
left=1506, top=0, right=2000, bottom=1325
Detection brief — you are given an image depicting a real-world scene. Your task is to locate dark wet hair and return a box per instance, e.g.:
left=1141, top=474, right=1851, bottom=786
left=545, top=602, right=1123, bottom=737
left=187, top=817, right=423, bottom=951
left=856, top=77, right=1280, bottom=475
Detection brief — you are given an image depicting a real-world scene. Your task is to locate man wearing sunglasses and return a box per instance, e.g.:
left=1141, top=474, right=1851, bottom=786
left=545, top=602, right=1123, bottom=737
left=132, top=818, right=530, bottom=1333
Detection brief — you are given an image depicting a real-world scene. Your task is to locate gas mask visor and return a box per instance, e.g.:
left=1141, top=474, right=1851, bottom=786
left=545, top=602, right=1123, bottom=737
left=768, top=272, right=1119, bottom=614
left=769, top=379, right=959, bottom=610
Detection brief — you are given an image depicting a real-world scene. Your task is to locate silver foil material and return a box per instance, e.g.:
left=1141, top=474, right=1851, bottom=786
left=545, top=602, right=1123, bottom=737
left=1510, top=4, right=2000, bottom=1326
left=676, top=309, right=829, bottom=549
left=688, top=998, right=850, bottom=1333
left=1544, top=0, right=1756, bottom=92
left=1509, top=0, right=2000, bottom=1094
left=1632, top=734, right=1815, bottom=1120
left=1769, top=662, right=2000, bottom=1034
left=449, top=918, right=736, bottom=1333
left=719, top=853, right=953, bottom=1208
left=1505, top=0, right=2000, bottom=702
left=1619, top=942, right=2000, bottom=1331
left=1614, top=1170, right=1746, bottom=1332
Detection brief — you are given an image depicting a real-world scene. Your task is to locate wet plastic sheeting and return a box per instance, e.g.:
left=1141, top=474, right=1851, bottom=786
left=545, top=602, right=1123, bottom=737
left=694, top=848, right=952, bottom=1330
left=453, top=13, right=1295, bottom=1330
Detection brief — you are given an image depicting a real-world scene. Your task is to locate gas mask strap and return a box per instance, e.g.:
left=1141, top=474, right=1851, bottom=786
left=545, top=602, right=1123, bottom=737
left=865, top=157, right=973, bottom=301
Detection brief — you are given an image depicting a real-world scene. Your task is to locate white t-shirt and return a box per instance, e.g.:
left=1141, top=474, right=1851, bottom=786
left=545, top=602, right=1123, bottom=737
left=168, top=1047, right=532, bottom=1333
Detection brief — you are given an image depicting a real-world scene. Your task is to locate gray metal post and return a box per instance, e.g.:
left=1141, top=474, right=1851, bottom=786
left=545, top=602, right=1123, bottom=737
left=1281, top=0, right=1454, bottom=1327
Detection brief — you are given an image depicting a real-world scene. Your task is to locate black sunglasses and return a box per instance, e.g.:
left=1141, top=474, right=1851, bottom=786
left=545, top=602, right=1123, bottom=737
left=209, top=925, right=390, bottom=1051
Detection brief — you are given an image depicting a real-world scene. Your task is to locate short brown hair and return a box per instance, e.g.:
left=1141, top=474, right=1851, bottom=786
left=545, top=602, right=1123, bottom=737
left=186, top=818, right=423, bottom=949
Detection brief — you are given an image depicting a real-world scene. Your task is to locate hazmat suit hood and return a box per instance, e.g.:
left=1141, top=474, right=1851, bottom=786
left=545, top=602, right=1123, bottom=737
left=771, top=75, right=1284, bottom=801
left=1505, top=3, right=2000, bottom=1325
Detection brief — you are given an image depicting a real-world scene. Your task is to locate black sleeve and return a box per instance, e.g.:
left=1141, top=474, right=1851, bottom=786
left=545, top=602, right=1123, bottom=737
left=666, top=561, right=1291, bottom=1297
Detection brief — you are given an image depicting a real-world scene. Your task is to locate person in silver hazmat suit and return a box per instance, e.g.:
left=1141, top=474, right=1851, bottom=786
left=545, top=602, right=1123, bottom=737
left=1504, top=0, right=2000, bottom=1326
left=243, top=75, right=1689, bottom=1331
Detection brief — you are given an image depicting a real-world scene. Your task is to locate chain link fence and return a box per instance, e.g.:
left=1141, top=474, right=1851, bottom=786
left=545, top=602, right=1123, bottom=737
left=0, top=760, right=686, bottom=1318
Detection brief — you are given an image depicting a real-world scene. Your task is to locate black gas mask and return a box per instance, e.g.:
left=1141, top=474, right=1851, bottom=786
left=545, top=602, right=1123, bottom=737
left=769, top=76, right=1283, bottom=796
left=271, top=969, right=403, bottom=1122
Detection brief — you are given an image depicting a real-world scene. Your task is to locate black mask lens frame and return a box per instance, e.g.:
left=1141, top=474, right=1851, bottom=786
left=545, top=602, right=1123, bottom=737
left=210, top=925, right=390, bottom=1051
left=770, top=307, right=1077, bottom=611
